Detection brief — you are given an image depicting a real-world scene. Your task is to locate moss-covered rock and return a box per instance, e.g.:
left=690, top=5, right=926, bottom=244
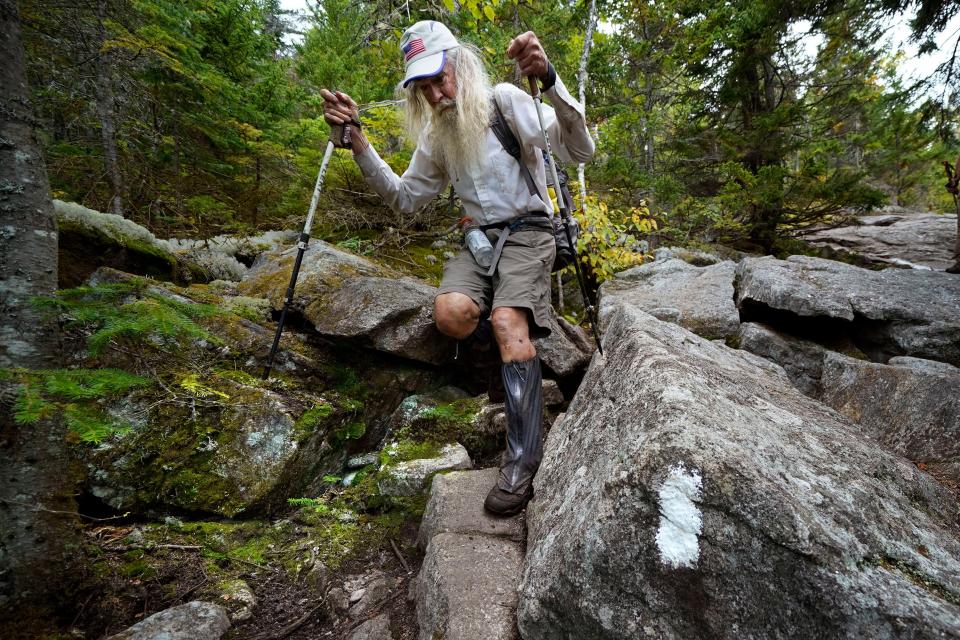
left=55, top=200, right=210, bottom=287
left=238, top=241, right=454, bottom=365
left=87, top=375, right=347, bottom=516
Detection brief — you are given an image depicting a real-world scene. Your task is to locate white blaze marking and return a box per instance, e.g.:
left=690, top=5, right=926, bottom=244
left=655, top=463, right=703, bottom=569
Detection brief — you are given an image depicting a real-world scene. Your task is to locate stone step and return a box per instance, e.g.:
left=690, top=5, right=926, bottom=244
left=417, top=467, right=525, bottom=549
left=413, top=468, right=526, bottom=640
left=412, top=532, right=523, bottom=640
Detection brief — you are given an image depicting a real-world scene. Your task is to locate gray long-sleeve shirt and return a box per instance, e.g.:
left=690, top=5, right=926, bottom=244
left=354, top=76, right=594, bottom=226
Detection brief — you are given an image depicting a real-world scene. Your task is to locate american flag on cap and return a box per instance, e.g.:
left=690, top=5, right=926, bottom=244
left=403, top=38, right=426, bottom=61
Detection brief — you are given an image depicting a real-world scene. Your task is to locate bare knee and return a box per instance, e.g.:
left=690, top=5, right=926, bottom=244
left=491, top=307, right=537, bottom=362
left=434, top=293, right=480, bottom=339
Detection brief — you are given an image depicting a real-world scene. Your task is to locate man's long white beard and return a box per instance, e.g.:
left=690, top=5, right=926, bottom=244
left=428, top=96, right=489, bottom=174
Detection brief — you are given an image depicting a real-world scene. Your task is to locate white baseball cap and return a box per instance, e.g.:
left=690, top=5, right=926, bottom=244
left=400, top=21, right=460, bottom=88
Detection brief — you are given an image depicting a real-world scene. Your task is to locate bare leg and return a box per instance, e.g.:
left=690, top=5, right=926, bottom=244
left=491, top=306, right=537, bottom=363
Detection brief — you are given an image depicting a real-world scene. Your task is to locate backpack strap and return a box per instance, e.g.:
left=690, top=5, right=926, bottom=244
left=490, top=96, right=542, bottom=200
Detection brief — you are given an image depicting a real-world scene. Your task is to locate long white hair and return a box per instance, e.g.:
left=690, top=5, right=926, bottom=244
left=400, top=43, right=493, bottom=172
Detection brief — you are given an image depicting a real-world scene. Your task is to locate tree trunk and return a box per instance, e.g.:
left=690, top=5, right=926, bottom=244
left=95, top=0, right=124, bottom=216
left=576, top=0, right=598, bottom=210
left=0, top=0, right=82, bottom=624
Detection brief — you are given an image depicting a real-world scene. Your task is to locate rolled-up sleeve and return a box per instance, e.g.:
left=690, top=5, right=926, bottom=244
left=354, top=138, right=449, bottom=214
left=500, top=76, right=595, bottom=165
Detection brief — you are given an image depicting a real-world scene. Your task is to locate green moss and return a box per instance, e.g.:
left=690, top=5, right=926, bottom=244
left=331, top=420, right=366, bottom=445
left=295, top=403, right=335, bottom=439
left=421, top=397, right=484, bottom=426
left=381, top=439, right=444, bottom=466
left=120, top=550, right=155, bottom=579
left=215, top=369, right=263, bottom=386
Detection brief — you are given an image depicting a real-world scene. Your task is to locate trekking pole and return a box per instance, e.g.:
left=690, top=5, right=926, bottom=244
left=262, top=139, right=335, bottom=379
left=526, top=76, right=603, bottom=355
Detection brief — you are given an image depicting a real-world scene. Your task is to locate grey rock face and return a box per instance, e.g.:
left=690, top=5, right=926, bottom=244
left=417, top=468, right=525, bottom=550
left=347, top=614, right=393, bottom=640
left=819, top=351, right=960, bottom=478
left=414, top=532, right=522, bottom=640
left=736, top=322, right=828, bottom=395
left=534, top=312, right=594, bottom=377
left=601, top=258, right=740, bottom=339
left=105, top=601, right=230, bottom=639
left=518, top=302, right=960, bottom=639
left=736, top=255, right=960, bottom=366
left=805, top=213, right=957, bottom=270
left=888, top=356, right=960, bottom=376
left=378, top=443, right=472, bottom=497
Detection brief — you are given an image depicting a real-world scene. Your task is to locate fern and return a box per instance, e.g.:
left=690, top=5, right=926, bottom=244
left=35, top=281, right=223, bottom=356
left=43, top=368, right=150, bottom=399
left=8, top=367, right=150, bottom=443
left=63, top=403, right=131, bottom=444
left=13, top=384, right=55, bottom=424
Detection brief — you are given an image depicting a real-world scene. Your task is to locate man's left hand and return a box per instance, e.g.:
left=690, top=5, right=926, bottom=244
left=507, top=31, right=549, bottom=80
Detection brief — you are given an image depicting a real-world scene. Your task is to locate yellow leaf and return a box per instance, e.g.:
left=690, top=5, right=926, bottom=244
left=443, top=0, right=455, bottom=10
left=483, top=4, right=495, bottom=20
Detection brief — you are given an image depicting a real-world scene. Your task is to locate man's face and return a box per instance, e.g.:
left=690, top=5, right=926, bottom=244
left=413, top=61, right=457, bottom=112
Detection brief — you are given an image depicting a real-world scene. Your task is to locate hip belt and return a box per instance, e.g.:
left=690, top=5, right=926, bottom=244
left=480, top=213, right=553, bottom=277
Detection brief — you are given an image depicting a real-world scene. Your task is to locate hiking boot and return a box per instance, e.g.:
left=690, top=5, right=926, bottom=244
left=484, top=474, right=533, bottom=516
left=947, top=263, right=960, bottom=274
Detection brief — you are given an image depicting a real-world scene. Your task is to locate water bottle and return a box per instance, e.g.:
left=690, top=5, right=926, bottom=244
left=462, top=218, right=493, bottom=268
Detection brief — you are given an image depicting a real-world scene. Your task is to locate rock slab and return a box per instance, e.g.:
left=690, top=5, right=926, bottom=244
left=414, top=532, right=522, bottom=640
left=736, top=255, right=960, bottom=366
left=518, top=301, right=960, bottom=639
left=805, top=212, right=957, bottom=270
left=417, top=468, right=525, bottom=550
left=602, top=258, right=740, bottom=339
left=819, top=351, right=960, bottom=478
left=105, top=601, right=230, bottom=640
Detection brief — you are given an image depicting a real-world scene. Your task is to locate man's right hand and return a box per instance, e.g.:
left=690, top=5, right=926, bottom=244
left=320, top=89, right=359, bottom=126
left=320, top=89, right=367, bottom=153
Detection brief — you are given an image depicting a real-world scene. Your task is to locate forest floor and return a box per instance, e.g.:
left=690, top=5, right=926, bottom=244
left=64, top=509, right=424, bottom=639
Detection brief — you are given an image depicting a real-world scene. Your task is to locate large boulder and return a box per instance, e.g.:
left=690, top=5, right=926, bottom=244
left=819, top=351, right=960, bottom=481
left=239, top=241, right=451, bottom=365
left=601, top=258, right=740, bottom=340
left=90, top=378, right=345, bottom=517
left=518, top=300, right=960, bottom=639
left=736, top=255, right=960, bottom=366
left=804, top=212, right=957, bottom=271
left=239, top=240, right=594, bottom=374
left=737, top=323, right=960, bottom=484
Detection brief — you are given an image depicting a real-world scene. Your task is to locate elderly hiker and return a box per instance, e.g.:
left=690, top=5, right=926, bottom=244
left=321, top=20, right=594, bottom=515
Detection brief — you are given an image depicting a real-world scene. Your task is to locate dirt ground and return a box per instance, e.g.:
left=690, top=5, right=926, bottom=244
left=59, top=513, right=423, bottom=640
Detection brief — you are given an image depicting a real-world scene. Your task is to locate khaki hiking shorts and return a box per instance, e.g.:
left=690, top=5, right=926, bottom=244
left=437, top=228, right=556, bottom=339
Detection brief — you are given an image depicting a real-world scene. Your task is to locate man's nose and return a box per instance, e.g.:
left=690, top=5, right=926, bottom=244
left=423, top=84, right=442, bottom=104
